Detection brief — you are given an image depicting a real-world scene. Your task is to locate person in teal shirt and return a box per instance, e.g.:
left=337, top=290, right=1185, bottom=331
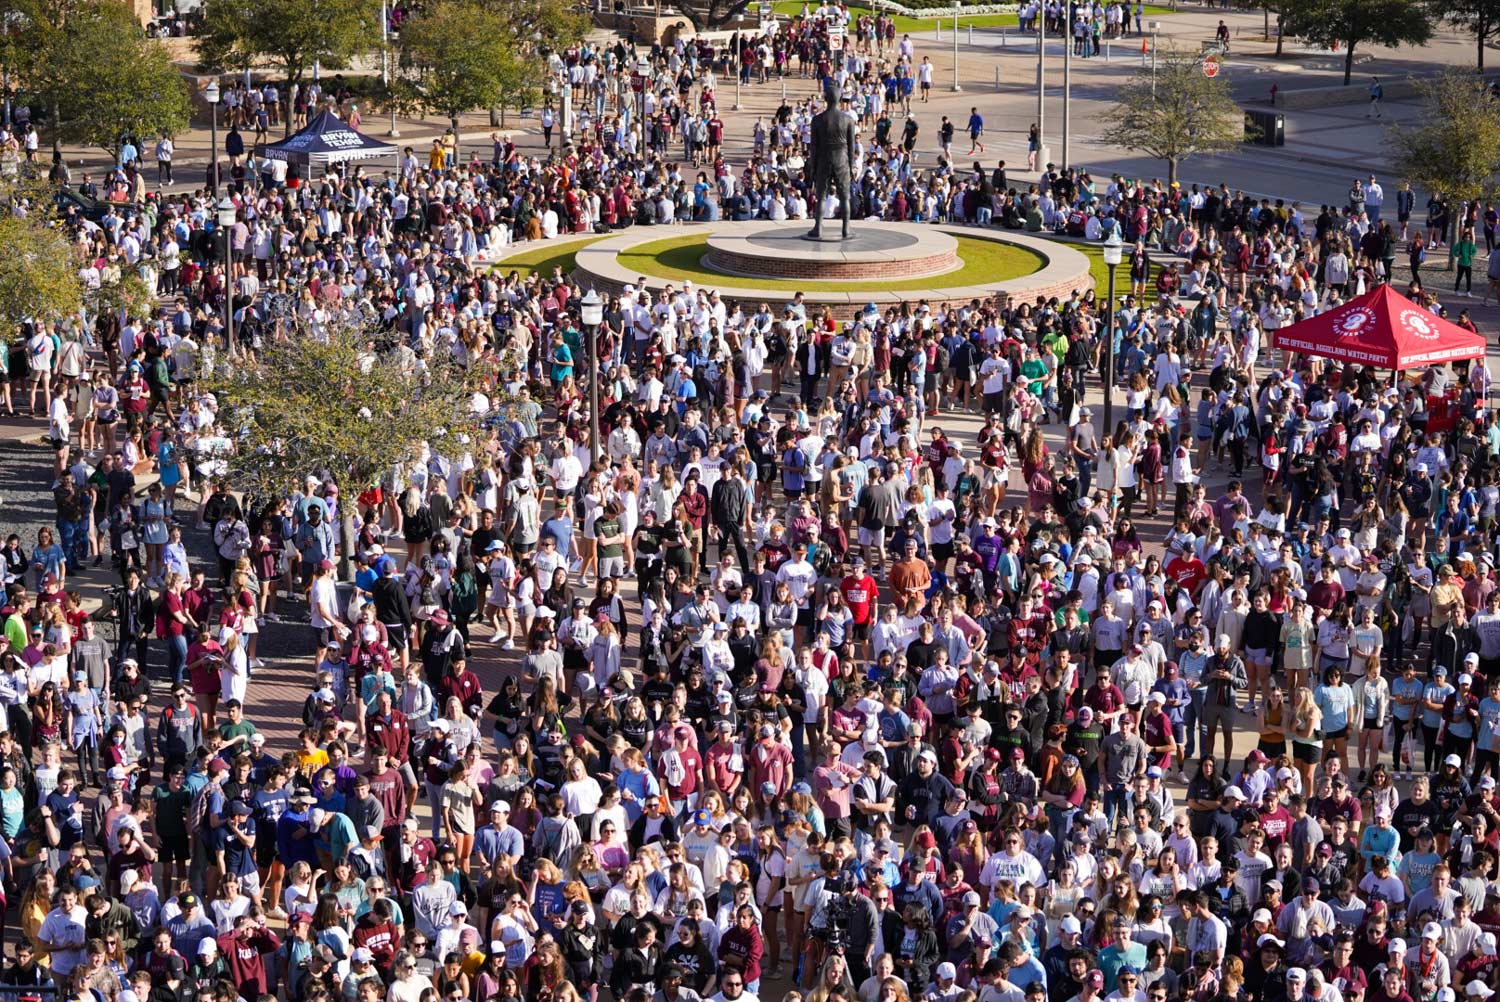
left=313, top=805, right=358, bottom=864
left=548, top=332, right=573, bottom=386
left=1476, top=673, right=1500, bottom=778
left=1358, top=807, right=1400, bottom=867
left=0, top=767, right=22, bottom=838
left=1098, top=927, right=1147, bottom=994
left=1390, top=662, right=1425, bottom=774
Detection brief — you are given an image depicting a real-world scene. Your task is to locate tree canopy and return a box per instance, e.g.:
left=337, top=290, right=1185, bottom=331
left=1386, top=69, right=1500, bottom=203
left=196, top=0, right=379, bottom=134
left=1101, top=48, right=1245, bottom=187
left=1441, top=0, right=1500, bottom=72
left=0, top=213, right=84, bottom=334
left=1281, top=0, right=1433, bottom=84
left=390, top=2, right=532, bottom=131
left=201, top=323, right=492, bottom=576
left=5, top=0, right=190, bottom=157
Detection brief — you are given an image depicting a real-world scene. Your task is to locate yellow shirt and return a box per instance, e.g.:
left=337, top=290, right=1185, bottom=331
left=297, top=747, right=330, bottom=780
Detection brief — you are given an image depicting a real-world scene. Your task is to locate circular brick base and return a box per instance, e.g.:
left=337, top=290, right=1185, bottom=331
left=703, top=224, right=961, bottom=282
left=572, top=221, right=1093, bottom=321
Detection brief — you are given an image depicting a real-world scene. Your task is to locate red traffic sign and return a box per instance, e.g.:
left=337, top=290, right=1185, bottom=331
left=1201, top=57, right=1220, bottom=77
left=631, top=72, right=645, bottom=92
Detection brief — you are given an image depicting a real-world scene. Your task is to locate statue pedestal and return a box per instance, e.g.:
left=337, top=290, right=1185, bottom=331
left=704, top=223, right=960, bottom=281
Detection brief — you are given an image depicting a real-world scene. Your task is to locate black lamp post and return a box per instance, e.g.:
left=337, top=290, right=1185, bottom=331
left=205, top=80, right=220, bottom=195
left=1101, top=228, right=1123, bottom=435
left=580, top=289, right=604, bottom=465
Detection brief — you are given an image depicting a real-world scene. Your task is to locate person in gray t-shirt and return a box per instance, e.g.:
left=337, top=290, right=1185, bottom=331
left=1101, top=715, right=1148, bottom=824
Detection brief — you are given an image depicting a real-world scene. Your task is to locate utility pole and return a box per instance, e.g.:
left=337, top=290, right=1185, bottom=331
left=952, top=2, right=962, bottom=91
left=1062, top=3, right=1071, bottom=168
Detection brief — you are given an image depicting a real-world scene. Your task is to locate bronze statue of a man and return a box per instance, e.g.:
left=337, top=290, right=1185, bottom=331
left=805, top=76, right=856, bottom=241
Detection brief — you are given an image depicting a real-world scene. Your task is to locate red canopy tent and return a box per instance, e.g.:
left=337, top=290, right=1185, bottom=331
left=1271, top=284, right=1487, bottom=369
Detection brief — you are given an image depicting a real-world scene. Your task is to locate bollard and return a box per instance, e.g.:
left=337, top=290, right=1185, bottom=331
left=968, top=24, right=973, bottom=43
left=936, top=21, right=941, bottom=39
left=1002, top=31, right=1007, bottom=47
left=1105, top=41, right=1110, bottom=61
left=995, top=65, right=1000, bottom=89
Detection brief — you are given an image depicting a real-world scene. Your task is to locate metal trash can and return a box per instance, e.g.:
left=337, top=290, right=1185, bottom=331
left=1243, top=109, right=1285, bottom=147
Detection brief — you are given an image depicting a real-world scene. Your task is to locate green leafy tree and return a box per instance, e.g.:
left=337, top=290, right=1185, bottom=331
left=390, top=2, right=532, bottom=133
left=1101, top=48, right=1246, bottom=187
left=196, top=0, right=379, bottom=135
left=201, top=322, right=491, bottom=580
left=1260, top=0, right=1300, bottom=56
left=1281, top=0, right=1434, bottom=85
left=0, top=213, right=84, bottom=334
left=1386, top=69, right=1500, bottom=203
left=1440, top=0, right=1500, bottom=71
left=5, top=0, right=190, bottom=158
left=91, top=268, right=155, bottom=321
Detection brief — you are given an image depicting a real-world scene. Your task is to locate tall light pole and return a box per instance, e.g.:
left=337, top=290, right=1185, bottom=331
left=381, top=0, right=399, bottom=137
left=1101, top=229, right=1123, bottom=434
left=951, top=2, right=961, bottom=91
left=580, top=289, right=604, bottom=465
left=217, top=196, right=237, bottom=358
left=1035, top=2, right=1047, bottom=172
left=205, top=80, right=220, bottom=196
left=1062, top=4, right=1071, bottom=168
left=637, top=56, right=651, bottom=151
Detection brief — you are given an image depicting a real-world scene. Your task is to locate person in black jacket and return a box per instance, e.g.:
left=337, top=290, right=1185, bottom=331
left=612, top=920, right=664, bottom=998
left=709, top=467, right=751, bottom=574
left=628, top=794, right=679, bottom=849
left=371, top=558, right=414, bottom=657
left=556, top=901, right=601, bottom=995
left=838, top=881, right=879, bottom=986
left=111, top=566, right=155, bottom=670
left=892, top=904, right=939, bottom=995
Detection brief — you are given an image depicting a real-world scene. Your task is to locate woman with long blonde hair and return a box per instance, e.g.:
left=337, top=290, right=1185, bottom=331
left=1291, top=685, right=1323, bottom=793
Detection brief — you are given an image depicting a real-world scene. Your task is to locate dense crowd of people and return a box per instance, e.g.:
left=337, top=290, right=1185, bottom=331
left=1, top=9, right=1499, bottom=1002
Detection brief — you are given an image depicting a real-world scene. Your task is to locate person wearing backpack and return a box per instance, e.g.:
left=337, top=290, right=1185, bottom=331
left=447, top=553, right=479, bottom=645
left=531, top=793, right=581, bottom=869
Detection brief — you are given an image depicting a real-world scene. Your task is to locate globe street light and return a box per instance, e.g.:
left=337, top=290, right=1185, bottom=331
left=1101, top=229, right=1124, bottom=434
left=580, top=289, right=604, bottom=464
left=205, top=80, right=220, bottom=195
left=218, top=196, right=237, bottom=357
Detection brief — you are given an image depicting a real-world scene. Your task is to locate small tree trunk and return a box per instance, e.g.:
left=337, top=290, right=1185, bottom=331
left=1167, top=157, right=1178, bottom=188
left=285, top=71, right=298, bottom=137
left=1343, top=40, right=1355, bottom=86
left=1275, top=15, right=1284, bottom=56
left=1480, top=23, right=1488, bottom=73
left=339, top=507, right=358, bottom=583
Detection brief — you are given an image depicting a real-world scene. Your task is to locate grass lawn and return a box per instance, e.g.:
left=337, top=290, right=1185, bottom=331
left=491, top=236, right=610, bottom=278
left=615, top=232, right=1043, bottom=293
left=771, top=1, right=1173, bottom=33
left=1077, top=243, right=1160, bottom=305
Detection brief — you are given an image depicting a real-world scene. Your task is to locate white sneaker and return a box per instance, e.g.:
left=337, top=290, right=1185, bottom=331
left=501, top=639, right=516, bottom=650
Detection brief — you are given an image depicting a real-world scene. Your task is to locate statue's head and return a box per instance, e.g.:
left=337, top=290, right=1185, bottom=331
left=822, top=76, right=839, bottom=110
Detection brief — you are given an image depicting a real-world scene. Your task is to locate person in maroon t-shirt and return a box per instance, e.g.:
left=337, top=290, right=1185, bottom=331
left=1259, top=788, right=1293, bottom=849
